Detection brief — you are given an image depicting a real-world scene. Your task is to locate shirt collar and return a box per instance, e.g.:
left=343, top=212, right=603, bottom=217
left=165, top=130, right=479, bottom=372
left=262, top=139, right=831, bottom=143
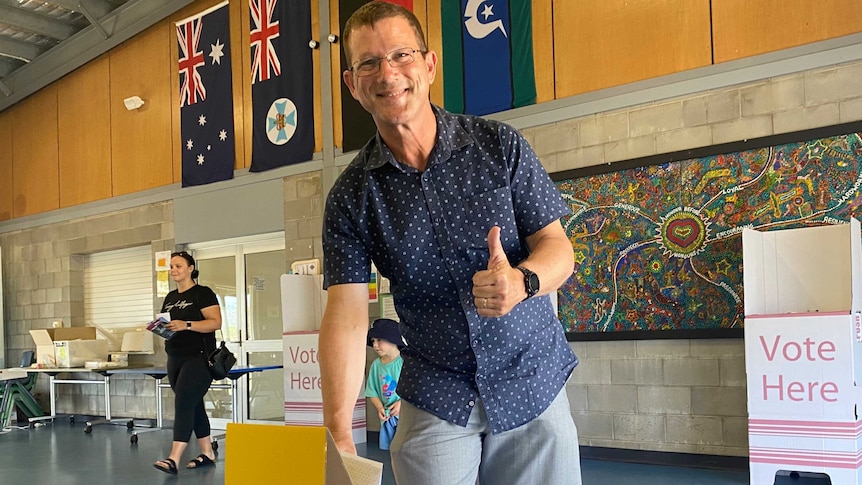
left=363, top=105, right=474, bottom=172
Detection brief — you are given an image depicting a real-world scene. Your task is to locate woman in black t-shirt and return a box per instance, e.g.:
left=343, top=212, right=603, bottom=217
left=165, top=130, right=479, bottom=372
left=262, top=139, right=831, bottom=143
left=153, top=251, right=222, bottom=475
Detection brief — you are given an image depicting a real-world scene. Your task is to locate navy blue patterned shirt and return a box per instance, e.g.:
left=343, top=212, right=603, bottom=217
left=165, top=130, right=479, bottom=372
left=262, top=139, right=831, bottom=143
left=323, top=106, right=578, bottom=434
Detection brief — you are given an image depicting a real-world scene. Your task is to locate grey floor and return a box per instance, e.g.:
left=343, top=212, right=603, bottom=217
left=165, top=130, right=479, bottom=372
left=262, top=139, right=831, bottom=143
left=0, top=418, right=751, bottom=485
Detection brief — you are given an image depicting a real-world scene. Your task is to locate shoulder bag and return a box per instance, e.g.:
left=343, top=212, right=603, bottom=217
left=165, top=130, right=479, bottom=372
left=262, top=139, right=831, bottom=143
left=207, top=341, right=237, bottom=380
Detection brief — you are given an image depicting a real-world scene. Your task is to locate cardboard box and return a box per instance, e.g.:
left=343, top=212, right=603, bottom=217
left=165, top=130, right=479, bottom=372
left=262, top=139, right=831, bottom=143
left=225, top=424, right=382, bottom=485
left=29, top=327, right=108, bottom=368
left=742, top=219, right=862, bottom=484
left=120, top=330, right=153, bottom=353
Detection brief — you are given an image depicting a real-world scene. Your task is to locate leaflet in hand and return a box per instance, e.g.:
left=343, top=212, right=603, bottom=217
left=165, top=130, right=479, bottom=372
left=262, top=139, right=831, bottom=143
left=146, top=313, right=175, bottom=340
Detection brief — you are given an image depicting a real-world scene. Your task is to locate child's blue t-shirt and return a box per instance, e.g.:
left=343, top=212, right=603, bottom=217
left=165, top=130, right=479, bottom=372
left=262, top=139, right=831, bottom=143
left=365, top=355, right=403, bottom=416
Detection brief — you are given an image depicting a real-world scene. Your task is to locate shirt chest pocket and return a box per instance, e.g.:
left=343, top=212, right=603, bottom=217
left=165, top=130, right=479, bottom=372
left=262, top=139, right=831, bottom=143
left=461, top=187, right=518, bottom=264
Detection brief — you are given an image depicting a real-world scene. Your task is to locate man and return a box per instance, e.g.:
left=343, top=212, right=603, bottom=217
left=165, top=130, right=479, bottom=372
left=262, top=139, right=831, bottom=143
left=319, top=3, right=582, bottom=484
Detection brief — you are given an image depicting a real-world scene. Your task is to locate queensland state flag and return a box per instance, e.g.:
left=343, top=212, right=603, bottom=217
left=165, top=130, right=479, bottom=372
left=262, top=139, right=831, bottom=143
left=442, top=0, right=536, bottom=116
left=249, top=0, right=314, bottom=172
left=177, top=1, right=235, bottom=187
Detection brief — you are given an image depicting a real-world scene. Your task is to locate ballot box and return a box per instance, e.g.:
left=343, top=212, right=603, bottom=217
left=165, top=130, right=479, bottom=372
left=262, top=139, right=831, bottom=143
left=743, top=219, right=862, bottom=484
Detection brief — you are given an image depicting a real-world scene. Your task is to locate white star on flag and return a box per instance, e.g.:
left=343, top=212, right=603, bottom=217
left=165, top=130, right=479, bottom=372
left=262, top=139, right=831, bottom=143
left=198, top=115, right=207, bottom=126
left=482, top=4, right=494, bottom=20
left=186, top=139, right=193, bottom=150
left=210, top=39, right=225, bottom=65
left=197, top=154, right=205, bottom=165
left=219, top=129, right=228, bottom=141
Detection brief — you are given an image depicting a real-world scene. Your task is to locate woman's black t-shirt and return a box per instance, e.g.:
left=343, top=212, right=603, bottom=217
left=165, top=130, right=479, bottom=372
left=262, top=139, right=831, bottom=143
left=160, top=284, right=219, bottom=357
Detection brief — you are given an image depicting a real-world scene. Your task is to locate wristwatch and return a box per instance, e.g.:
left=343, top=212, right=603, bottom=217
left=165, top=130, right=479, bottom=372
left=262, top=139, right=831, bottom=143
left=186, top=321, right=192, bottom=330
left=516, top=266, right=540, bottom=301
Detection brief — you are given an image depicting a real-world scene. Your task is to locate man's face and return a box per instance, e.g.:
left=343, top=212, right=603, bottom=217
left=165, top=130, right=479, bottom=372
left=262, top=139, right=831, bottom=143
left=343, top=16, right=437, bottom=129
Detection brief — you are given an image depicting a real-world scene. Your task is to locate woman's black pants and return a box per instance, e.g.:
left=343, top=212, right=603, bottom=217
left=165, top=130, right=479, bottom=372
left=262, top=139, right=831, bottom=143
left=167, top=353, right=212, bottom=442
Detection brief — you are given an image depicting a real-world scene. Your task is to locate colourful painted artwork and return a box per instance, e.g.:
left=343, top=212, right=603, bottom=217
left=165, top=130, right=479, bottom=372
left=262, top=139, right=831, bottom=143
left=554, top=127, right=862, bottom=337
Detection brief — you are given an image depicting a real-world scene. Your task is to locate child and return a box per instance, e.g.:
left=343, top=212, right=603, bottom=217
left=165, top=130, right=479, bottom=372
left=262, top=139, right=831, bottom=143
left=365, top=318, right=405, bottom=451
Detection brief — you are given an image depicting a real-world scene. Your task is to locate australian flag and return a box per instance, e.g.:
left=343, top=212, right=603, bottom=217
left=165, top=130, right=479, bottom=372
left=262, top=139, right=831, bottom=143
left=177, top=1, right=235, bottom=187
left=249, top=0, right=314, bottom=172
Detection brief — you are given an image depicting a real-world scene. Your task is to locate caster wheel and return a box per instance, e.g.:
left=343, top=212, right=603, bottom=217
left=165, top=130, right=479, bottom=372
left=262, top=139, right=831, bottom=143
left=126, top=420, right=134, bottom=429
left=212, top=440, right=219, bottom=451
left=84, top=425, right=92, bottom=434
left=130, top=434, right=138, bottom=444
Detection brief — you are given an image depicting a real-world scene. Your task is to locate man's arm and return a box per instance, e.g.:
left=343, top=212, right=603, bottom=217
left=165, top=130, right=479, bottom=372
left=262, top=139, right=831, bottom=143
left=319, top=283, right=369, bottom=454
left=473, top=222, right=574, bottom=317
left=520, top=220, right=576, bottom=296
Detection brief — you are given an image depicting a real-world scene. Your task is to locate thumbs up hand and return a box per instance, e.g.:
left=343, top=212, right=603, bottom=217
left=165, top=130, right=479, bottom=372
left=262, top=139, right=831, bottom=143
left=472, top=226, right=524, bottom=317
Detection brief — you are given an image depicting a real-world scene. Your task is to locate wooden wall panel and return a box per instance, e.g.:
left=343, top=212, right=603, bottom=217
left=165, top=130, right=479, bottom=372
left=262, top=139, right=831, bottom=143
left=533, top=0, right=553, bottom=104
left=713, top=0, right=862, bottom=64
left=425, top=0, right=443, bottom=107
left=312, top=0, right=323, bottom=154
left=553, top=0, right=712, bottom=98
left=110, top=22, right=174, bottom=196
left=330, top=0, right=343, bottom=149
left=57, top=55, right=112, bottom=208
left=0, top=110, right=12, bottom=221
left=12, top=86, right=60, bottom=217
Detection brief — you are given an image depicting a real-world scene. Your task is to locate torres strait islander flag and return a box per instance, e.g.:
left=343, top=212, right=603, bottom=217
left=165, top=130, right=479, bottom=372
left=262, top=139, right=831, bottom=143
left=177, top=1, right=236, bottom=187
left=249, top=0, right=315, bottom=172
left=442, top=0, right=536, bottom=116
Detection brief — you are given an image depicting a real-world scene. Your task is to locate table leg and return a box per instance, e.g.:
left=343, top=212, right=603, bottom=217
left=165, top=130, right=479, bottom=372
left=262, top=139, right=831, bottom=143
left=49, top=374, right=56, bottom=417
left=104, top=375, right=111, bottom=421
left=156, top=378, right=163, bottom=429
left=231, top=379, right=239, bottom=423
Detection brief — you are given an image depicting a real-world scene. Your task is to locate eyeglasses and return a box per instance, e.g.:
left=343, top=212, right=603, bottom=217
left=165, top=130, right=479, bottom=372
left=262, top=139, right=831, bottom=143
left=350, top=47, right=425, bottom=77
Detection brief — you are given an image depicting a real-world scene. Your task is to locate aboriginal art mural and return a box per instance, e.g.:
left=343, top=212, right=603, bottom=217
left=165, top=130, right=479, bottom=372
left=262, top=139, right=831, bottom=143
left=555, top=125, right=862, bottom=337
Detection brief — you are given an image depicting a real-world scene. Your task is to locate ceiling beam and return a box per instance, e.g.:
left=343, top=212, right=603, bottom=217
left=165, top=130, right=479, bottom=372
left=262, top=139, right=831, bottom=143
left=0, top=4, right=78, bottom=40
left=0, top=37, right=44, bottom=62
left=0, top=57, right=24, bottom=78
left=43, top=0, right=111, bottom=19
left=0, top=0, right=194, bottom=110
left=76, top=1, right=110, bottom=39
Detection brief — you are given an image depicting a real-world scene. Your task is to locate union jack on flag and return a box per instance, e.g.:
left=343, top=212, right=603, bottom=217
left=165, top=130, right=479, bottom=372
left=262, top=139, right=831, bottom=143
left=251, top=0, right=281, bottom=84
left=177, top=17, right=206, bottom=106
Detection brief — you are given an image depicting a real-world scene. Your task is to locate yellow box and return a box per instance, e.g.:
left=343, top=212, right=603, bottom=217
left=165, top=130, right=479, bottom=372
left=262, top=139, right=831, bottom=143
left=225, top=424, right=381, bottom=485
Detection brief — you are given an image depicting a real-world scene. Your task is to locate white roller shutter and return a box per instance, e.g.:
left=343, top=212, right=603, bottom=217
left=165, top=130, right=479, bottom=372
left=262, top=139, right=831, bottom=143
left=84, top=246, right=154, bottom=328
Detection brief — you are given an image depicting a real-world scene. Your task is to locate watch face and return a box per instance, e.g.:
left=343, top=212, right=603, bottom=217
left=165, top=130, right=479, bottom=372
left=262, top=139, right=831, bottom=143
left=528, top=273, right=539, bottom=293
left=518, top=266, right=540, bottom=299
left=527, top=272, right=539, bottom=295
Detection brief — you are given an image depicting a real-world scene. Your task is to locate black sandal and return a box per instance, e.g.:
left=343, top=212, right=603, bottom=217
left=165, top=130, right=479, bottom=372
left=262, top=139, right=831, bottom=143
left=154, top=457, right=178, bottom=475
left=187, top=454, right=216, bottom=469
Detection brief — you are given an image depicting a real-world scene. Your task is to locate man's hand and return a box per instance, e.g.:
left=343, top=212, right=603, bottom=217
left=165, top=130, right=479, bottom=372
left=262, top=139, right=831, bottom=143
left=331, top=429, right=358, bottom=455
left=472, top=226, right=525, bottom=317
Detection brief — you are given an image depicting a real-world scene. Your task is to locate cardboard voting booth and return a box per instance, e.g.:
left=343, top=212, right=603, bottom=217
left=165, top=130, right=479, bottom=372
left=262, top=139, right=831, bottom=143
left=225, top=424, right=382, bottom=484
left=29, top=327, right=109, bottom=368
left=282, top=274, right=367, bottom=444
left=743, top=219, right=862, bottom=484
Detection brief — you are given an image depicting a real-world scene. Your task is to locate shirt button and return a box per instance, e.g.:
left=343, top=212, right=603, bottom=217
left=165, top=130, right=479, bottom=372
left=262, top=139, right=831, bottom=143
left=468, top=400, right=475, bottom=407
left=471, top=339, right=479, bottom=347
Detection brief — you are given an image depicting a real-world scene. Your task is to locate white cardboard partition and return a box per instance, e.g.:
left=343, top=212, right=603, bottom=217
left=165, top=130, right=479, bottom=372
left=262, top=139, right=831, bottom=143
left=743, top=219, right=862, bottom=484
left=742, top=219, right=862, bottom=316
left=281, top=274, right=366, bottom=444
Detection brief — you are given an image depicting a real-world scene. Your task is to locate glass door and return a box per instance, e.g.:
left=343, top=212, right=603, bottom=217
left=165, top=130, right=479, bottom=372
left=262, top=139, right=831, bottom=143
left=242, top=245, right=286, bottom=423
left=190, top=235, right=286, bottom=429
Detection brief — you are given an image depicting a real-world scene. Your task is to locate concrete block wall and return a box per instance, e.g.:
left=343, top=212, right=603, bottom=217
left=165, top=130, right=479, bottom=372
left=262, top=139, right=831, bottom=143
left=522, top=59, right=862, bottom=456
left=0, top=201, right=174, bottom=418
left=528, top=60, right=862, bottom=175
left=283, top=171, right=324, bottom=269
